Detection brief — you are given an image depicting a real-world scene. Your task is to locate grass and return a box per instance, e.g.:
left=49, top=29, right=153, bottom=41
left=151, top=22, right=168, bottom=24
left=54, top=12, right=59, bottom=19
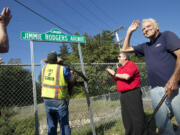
left=71, top=120, right=125, bottom=135
left=10, top=98, right=179, bottom=135
left=71, top=110, right=156, bottom=135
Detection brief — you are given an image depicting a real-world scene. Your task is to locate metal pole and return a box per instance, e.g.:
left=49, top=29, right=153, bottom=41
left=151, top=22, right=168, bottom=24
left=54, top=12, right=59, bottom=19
left=111, top=26, right=123, bottom=51
left=30, top=41, right=39, bottom=135
left=77, top=43, right=96, bottom=135
left=115, top=32, right=121, bottom=51
left=115, top=32, right=120, bottom=42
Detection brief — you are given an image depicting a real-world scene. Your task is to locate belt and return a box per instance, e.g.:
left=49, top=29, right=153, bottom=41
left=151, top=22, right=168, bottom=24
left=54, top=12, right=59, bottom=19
left=44, top=98, right=68, bottom=103
left=121, top=87, right=140, bottom=93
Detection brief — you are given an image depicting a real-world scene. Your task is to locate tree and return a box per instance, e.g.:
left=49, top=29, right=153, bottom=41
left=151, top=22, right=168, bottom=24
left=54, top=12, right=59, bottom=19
left=0, top=59, right=36, bottom=107
left=55, top=30, right=120, bottom=96
left=58, top=43, right=70, bottom=58
left=55, top=29, right=147, bottom=97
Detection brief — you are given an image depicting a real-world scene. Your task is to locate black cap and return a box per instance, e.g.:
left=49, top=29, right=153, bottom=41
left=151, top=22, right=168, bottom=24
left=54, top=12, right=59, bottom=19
left=47, top=51, right=57, bottom=64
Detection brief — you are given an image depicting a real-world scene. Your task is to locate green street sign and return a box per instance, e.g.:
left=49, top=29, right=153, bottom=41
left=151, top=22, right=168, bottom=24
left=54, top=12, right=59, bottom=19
left=21, top=29, right=86, bottom=43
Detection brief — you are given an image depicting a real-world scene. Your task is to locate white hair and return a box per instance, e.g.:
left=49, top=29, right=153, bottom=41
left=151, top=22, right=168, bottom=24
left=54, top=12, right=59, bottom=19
left=142, top=18, right=159, bottom=29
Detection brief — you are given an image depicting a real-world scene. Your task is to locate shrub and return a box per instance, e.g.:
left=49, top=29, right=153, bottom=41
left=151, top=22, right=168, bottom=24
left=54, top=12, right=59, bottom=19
left=0, top=107, right=35, bottom=135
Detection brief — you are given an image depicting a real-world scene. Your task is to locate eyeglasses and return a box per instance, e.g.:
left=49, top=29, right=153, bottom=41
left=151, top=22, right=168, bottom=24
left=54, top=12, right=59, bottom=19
left=118, top=55, right=126, bottom=59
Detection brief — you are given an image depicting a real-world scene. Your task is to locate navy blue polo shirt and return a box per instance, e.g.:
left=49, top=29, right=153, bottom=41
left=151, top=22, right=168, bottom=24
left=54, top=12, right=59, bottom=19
left=133, top=31, right=180, bottom=87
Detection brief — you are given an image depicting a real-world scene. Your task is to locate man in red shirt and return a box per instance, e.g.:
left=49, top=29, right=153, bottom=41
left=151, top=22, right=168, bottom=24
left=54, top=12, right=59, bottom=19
left=106, top=52, right=146, bottom=135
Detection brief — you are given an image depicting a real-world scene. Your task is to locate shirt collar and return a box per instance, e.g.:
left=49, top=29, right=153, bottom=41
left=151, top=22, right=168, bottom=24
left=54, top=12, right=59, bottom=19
left=120, top=61, right=130, bottom=68
left=147, top=32, right=161, bottom=45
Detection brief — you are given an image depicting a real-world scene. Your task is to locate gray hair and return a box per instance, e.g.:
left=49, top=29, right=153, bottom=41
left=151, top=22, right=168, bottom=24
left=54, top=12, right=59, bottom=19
left=142, top=18, right=159, bottom=29
left=120, top=52, right=130, bottom=60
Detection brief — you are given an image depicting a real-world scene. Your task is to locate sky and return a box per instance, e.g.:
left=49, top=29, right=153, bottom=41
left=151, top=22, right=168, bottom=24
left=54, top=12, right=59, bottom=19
left=0, top=0, right=180, bottom=65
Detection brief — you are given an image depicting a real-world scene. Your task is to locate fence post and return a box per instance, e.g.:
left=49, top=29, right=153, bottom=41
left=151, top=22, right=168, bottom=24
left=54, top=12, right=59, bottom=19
left=77, top=43, right=96, bottom=135
left=30, top=41, right=39, bottom=135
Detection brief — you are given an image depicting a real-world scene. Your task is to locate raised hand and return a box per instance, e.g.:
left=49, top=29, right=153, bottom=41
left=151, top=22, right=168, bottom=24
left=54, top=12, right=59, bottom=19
left=0, top=8, right=12, bottom=27
left=127, top=20, right=140, bottom=33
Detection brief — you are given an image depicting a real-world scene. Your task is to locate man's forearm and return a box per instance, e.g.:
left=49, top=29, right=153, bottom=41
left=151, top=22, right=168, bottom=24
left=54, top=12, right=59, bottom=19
left=165, top=49, right=180, bottom=97
left=122, top=31, right=131, bottom=49
left=121, top=31, right=134, bottom=52
left=0, top=25, right=9, bottom=53
left=115, top=73, right=131, bottom=80
left=171, top=55, right=180, bottom=82
left=0, top=7, right=12, bottom=53
left=122, top=20, right=140, bottom=52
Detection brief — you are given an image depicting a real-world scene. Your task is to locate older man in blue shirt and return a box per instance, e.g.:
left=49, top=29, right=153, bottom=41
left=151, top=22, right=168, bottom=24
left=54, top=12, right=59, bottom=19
left=122, top=18, right=180, bottom=135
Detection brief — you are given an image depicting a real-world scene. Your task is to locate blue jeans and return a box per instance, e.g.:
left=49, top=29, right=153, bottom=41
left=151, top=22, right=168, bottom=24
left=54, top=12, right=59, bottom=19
left=44, top=98, right=71, bottom=135
left=150, top=86, right=180, bottom=135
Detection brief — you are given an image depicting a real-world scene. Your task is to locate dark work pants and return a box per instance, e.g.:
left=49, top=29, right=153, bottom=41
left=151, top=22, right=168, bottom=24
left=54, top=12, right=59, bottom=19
left=44, top=98, right=71, bottom=135
left=120, top=88, right=146, bottom=135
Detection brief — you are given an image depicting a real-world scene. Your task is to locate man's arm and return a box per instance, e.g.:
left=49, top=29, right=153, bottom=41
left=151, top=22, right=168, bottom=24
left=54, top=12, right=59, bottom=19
left=0, top=8, right=12, bottom=53
left=64, top=67, right=76, bottom=83
left=121, top=20, right=140, bottom=53
left=106, top=68, right=131, bottom=80
left=0, top=58, right=2, bottom=64
left=165, top=49, right=180, bottom=97
left=68, top=73, right=76, bottom=84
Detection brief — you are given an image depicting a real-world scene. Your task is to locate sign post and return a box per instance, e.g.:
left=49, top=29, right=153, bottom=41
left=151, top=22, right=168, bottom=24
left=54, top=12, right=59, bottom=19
left=30, top=40, right=39, bottom=135
left=78, top=42, right=96, bottom=135
left=21, top=29, right=96, bottom=135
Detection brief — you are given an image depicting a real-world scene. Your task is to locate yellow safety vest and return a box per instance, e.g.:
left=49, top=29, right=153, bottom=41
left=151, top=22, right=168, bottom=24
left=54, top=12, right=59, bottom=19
left=41, top=64, right=68, bottom=99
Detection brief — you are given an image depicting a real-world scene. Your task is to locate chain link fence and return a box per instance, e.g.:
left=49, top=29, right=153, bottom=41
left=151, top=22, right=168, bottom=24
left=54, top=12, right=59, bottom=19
left=0, top=63, right=151, bottom=135
left=67, top=63, right=151, bottom=135
left=0, top=64, right=39, bottom=135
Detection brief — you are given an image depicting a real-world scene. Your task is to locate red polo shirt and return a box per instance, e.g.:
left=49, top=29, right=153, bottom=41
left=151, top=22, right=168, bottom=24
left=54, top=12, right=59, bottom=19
left=115, top=61, right=140, bottom=92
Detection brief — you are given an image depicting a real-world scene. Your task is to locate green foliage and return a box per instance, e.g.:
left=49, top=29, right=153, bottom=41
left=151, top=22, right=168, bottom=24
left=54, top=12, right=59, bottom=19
left=54, top=30, right=147, bottom=97
left=71, top=120, right=124, bottom=135
left=71, top=110, right=157, bottom=135
left=61, top=30, right=119, bottom=64
left=36, top=82, right=43, bottom=103
left=68, top=64, right=117, bottom=97
left=85, top=65, right=116, bottom=96
left=58, top=43, right=70, bottom=59
left=81, top=30, right=118, bottom=63
left=0, top=107, right=35, bottom=135
left=0, top=108, right=15, bottom=135
left=56, top=30, right=120, bottom=97
left=136, top=63, right=148, bottom=87
left=130, top=54, right=145, bottom=63
left=0, top=65, right=42, bottom=107
left=0, top=66, right=33, bottom=107
left=12, top=118, right=35, bottom=135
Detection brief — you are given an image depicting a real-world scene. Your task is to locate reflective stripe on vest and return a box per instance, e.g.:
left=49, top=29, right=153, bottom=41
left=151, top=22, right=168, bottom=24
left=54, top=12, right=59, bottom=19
left=42, top=84, right=67, bottom=89
left=41, top=64, right=68, bottom=99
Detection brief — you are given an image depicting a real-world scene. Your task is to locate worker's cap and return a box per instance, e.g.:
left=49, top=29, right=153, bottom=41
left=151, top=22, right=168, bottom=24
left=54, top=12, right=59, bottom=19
left=47, top=51, right=57, bottom=63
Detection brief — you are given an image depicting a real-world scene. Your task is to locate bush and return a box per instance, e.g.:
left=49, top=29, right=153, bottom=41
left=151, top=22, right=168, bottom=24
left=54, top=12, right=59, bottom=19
left=12, top=117, right=35, bottom=135
left=0, top=108, right=35, bottom=135
left=0, top=107, right=15, bottom=135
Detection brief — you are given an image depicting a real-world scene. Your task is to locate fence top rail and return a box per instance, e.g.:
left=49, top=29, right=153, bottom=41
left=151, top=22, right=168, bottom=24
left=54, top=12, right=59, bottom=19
left=71, top=62, right=145, bottom=65
left=0, top=63, right=145, bottom=66
left=0, top=64, right=40, bottom=66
